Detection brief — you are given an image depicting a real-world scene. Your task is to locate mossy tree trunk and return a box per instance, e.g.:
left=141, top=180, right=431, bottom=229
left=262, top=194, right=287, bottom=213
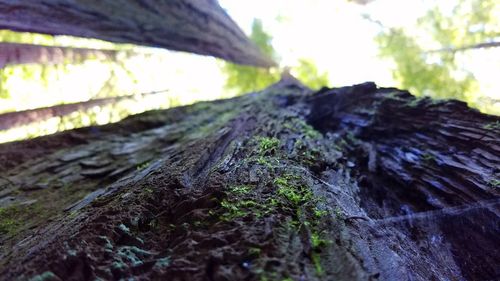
left=0, top=80, right=498, bottom=281
left=0, top=0, right=274, bottom=67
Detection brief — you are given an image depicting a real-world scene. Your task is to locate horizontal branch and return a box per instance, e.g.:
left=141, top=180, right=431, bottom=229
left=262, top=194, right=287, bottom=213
left=0, top=42, right=119, bottom=68
left=0, top=90, right=168, bottom=130
left=426, top=41, right=500, bottom=54
left=0, top=0, right=274, bottom=67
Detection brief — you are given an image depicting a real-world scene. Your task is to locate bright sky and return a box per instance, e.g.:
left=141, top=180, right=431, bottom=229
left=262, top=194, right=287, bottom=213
left=2, top=0, right=498, bottom=112
left=219, top=0, right=423, bottom=87
left=219, top=0, right=499, bottom=105
left=1, top=0, right=424, bottom=113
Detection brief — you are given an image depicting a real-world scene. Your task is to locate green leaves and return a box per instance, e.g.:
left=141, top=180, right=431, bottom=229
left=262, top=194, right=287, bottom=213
left=220, top=19, right=330, bottom=95
left=221, top=19, right=280, bottom=94
left=374, top=0, right=499, bottom=114
left=376, top=28, right=475, bottom=101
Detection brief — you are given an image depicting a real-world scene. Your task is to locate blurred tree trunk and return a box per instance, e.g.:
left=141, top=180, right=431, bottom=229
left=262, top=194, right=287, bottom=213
left=0, top=90, right=167, bottom=131
left=0, top=80, right=498, bottom=281
left=0, top=0, right=274, bottom=67
left=0, top=42, right=119, bottom=68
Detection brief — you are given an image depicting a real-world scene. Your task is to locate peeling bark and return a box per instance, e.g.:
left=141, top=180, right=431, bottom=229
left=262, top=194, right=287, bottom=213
left=0, top=81, right=498, bottom=280
left=0, top=0, right=274, bottom=67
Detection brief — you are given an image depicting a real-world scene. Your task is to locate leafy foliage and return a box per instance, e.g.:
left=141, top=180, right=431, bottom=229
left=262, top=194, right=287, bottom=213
left=221, top=19, right=330, bottom=94
left=0, top=30, right=134, bottom=103
left=221, top=19, right=280, bottom=94
left=291, top=59, right=330, bottom=90
left=373, top=0, right=499, bottom=113
left=375, top=28, right=476, bottom=100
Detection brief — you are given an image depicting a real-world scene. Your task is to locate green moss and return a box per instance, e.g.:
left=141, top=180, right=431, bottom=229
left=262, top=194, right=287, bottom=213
left=483, top=121, right=500, bottom=130
left=0, top=204, right=35, bottom=236
left=220, top=199, right=261, bottom=220
left=0, top=208, right=20, bottom=235
left=248, top=247, right=261, bottom=257
left=334, top=207, right=343, bottom=219
left=189, top=109, right=237, bottom=139
left=257, top=156, right=270, bottom=166
left=313, top=208, right=328, bottom=219
left=285, top=119, right=321, bottom=140
left=298, top=120, right=321, bottom=139
left=274, top=174, right=313, bottom=206
left=136, top=161, right=151, bottom=171
left=277, top=186, right=303, bottom=206
left=487, top=179, right=500, bottom=188
left=311, top=252, right=323, bottom=276
left=310, top=232, right=329, bottom=276
left=252, top=136, right=282, bottom=168
left=311, top=233, right=329, bottom=249
left=230, top=185, right=252, bottom=195
left=257, top=137, right=280, bottom=155
left=298, top=149, right=320, bottom=166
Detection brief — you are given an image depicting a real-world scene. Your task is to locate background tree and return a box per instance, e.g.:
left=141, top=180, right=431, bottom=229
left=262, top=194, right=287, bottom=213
left=372, top=0, right=500, bottom=111
left=0, top=30, right=172, bottom=143
left=221, top=19, right=330, bottom=95
left=0, top=0, right=272, bottom=67
left=220, top=19, right=281, bottom=94
left=0, top=30, right=136, bottom=100
left=0, top=43, right=119, bottom=69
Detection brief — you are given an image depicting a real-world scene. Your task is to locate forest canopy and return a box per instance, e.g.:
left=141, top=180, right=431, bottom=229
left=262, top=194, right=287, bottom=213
left=0, top=0, right=498, bottom=143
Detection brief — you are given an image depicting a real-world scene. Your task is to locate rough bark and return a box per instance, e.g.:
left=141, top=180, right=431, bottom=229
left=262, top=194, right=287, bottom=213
left=0, top=80, right=498, bottom=281
left=0, top=90, right=168, bottom=131
left=0, top=0, right=274, bottom=67
left=0, top=42, right=119, bottom=69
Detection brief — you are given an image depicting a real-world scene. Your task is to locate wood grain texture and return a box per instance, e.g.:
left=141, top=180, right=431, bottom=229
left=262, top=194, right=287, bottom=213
left=0, top=0, right=274, bottom=67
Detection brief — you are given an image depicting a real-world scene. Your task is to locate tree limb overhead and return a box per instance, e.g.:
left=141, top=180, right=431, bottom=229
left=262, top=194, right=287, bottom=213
left=0, top=0, right=274, bottom=67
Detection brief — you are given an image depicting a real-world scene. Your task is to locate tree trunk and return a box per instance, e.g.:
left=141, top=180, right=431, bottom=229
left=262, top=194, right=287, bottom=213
left=0, top=42, right=119, bottom=69
left=0, top=80, right=498, bottom=281
left=0, top=90, right=167, bottom=131
left=0, top=0, right=274, bottom=67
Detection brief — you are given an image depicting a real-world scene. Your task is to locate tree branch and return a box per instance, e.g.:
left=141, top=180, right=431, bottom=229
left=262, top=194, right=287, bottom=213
left=0, top=90, right=169, bottom=130
left=426, top=41, right=500, bottom=54
left=0, top=42, right=119, bottom=69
